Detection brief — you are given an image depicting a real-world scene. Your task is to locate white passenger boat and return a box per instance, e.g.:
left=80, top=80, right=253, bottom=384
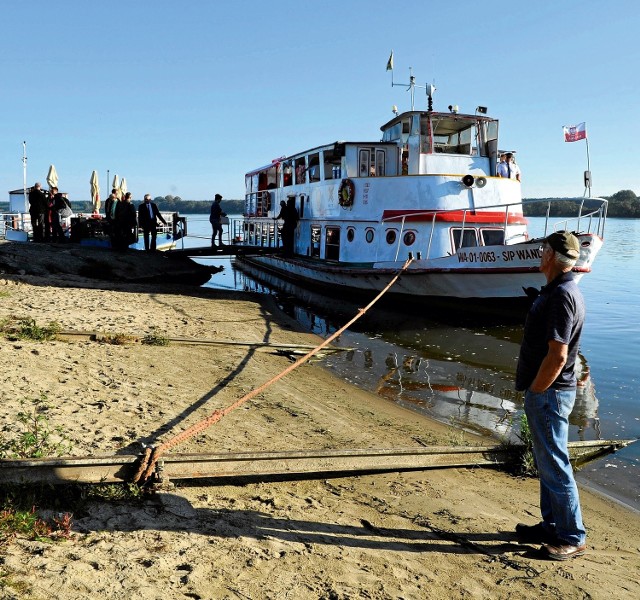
left=237, top=81, right=607, bottom=307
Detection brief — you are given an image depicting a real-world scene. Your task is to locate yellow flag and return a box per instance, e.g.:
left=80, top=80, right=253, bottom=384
left=386, top=51, right=393, bottom=71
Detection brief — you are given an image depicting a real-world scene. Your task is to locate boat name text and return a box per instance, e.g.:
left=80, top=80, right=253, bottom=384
left=456, top=248, right=542, bottom=264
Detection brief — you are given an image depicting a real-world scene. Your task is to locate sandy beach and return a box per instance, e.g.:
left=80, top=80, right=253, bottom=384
left=0, top=246, right=639, bottom=599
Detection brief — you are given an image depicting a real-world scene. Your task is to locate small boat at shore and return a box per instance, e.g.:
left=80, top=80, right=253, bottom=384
left=236, top=80, right=607, bottom=306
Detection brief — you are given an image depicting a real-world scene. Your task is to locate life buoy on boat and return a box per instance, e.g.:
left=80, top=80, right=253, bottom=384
left=338, top=178, right=355, bottom=208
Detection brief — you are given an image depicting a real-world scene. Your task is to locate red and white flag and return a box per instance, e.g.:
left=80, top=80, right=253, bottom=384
left=563, top=122, right=587, bottom=142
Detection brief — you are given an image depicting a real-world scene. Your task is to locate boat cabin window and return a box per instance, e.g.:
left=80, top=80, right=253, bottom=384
left=322, top=147, right=342, bottom=180
left=294, top=157, right=307, bottom=184
left=403, top=231, right=416, bottom=246
left=426, top=116, right=480, bottom=156
left=308, top=153, right=321, bottom=182
left=262, top=164, right=279, bottom=189
left=325, top=227, right=340, bottom=260
left=346, top=227, right=355, bottom=242
left=451, top=227, right=479, bottom=251
left=480, top=228, right=505, bottom=246
left=257, top=191, right=271, bottom=217
left=283, top=163, right=293, bottom=187
left=385, top=229, right=397, bottom=244
left=365, top=228, right=375, bottom=243
left=310, top=225, right=321, bottom=257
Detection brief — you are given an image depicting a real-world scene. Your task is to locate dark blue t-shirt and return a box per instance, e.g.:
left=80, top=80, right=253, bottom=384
left=515, top=272, right=585, bottom=391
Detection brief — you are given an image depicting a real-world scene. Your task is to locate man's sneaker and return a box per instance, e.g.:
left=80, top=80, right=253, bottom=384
left=542, top=541, right=587, bottom=561
left=515, top=522, right=557, bottom=545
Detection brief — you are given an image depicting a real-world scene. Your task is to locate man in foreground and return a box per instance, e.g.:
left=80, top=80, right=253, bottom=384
left=515, top=231, right=587, bottom=560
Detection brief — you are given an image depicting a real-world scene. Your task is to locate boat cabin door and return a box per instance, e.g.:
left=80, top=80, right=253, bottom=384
left=358, top=148, right=386, bottom=177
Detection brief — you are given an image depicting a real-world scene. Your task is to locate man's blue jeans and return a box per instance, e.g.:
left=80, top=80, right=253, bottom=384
left=524, top=388, right=586, bottom=546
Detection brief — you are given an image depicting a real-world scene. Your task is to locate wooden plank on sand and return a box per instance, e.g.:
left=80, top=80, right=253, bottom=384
left=0, top=440, right=633, bottom=485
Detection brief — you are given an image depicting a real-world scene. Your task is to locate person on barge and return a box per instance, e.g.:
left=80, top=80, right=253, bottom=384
left=209, top=194, right=226, bottom=248
left=28, top=182, right=48, bottom=242
left=138, top=194, right=166, bottom=251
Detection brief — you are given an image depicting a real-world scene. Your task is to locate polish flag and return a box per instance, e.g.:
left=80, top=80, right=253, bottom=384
left=563, top=122, right=587, bottom=142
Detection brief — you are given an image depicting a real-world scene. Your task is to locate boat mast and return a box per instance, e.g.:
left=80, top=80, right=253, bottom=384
left=388, top=59, right=435, bottom=111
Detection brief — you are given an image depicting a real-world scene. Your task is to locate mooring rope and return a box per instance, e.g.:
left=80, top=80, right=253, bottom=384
left=133, top=256, right=414, bottom=483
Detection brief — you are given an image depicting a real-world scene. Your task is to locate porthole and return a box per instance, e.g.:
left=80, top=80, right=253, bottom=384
left=347, top=227, right=355, bottom=242
left=385, top=229, right=397, bottom=244
left=403, top=231, right=416, bottom=246
left=365, top=229, right=375, bottom=243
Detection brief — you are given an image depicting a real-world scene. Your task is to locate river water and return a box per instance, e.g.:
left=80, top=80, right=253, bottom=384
left=181, top=214, right=640, bottom=510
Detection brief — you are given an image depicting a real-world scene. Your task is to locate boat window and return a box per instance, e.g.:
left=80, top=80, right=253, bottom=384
left=258, top=191, right=271, bottom=216
left=430, top=117, right=479, bottom=155
left=481, top=119, right=499, bottom=158
left=294, top=157, right=307, bottom=184
left=265, top=164, right=279, bottom=188
left=325, top=227, right=340, bottom=260
left=375, top=150, right=386, bottom=177
left=451, top=227, right=479, bottom=251
left=310, top=225, right=321, bottom=257
left=322, top=147, right=342, bottom=180
left=420, top=117, right=432, bottom=153
left=365, top=228, right=375, bottom=243
left=359, top=149, right=371, bottom=177
left=403, top=231, right=416, bottom=246
left=481, top=228, right=505, bottom=246
left=385, top=229, right=397, bottom=244
left=308, top=153, right=321, bottom=182
left=346, top=227, right=355, bottom=242
left=283, top=162, right=293, bottom=187
left=383, top=123, right=402, bottom=142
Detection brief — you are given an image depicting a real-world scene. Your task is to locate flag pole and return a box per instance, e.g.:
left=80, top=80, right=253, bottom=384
left=584, top=136, right=591, bottom=198
left=22, top=141, right=27, bottom=229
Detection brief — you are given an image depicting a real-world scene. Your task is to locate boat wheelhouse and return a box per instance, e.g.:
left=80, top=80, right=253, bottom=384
left=238, top=85, right=606, bottom=304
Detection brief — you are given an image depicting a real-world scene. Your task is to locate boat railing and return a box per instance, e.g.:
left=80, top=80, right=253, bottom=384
left=1, top=213, right=32, bottom=239
left=382, top=197, right=608, bottom=260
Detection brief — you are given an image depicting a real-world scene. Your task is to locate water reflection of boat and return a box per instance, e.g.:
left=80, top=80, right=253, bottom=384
left=234, top=260, right=600, bottom=441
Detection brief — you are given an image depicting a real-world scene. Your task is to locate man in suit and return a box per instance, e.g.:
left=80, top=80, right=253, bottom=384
left=28, top=182, right=48, bottom=242
left=137, top=194, right=167, bottom=251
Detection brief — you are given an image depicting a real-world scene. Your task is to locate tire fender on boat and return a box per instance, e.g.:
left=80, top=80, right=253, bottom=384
left=338, top=178, right=355, bottom=208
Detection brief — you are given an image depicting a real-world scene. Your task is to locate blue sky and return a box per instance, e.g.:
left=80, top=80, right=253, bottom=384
left=1, top=0, right=638, bottom=202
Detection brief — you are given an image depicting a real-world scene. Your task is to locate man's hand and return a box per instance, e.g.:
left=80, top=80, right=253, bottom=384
left=529, top=339, right=568, bottom=393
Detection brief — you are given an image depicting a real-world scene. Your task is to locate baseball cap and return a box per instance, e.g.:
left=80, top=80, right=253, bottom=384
left=545, top=231, right=580, bottom=259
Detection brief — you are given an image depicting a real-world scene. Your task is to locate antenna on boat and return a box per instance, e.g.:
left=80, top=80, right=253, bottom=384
left=387, top=51, right=434, bottom=111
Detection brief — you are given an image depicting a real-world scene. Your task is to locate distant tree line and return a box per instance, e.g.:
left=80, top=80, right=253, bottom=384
left=1, top=191, right=638, bottom=217
left=151, top=196, right=244, bottom=214
left=523, top=190, right=640, bottom=218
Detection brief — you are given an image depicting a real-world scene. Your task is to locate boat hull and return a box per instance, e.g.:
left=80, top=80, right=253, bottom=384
left=237, top=234, right=602, bottom=302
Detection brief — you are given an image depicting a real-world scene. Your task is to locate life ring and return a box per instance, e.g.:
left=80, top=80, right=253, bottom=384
left=338, top=178, right=355, bottom=208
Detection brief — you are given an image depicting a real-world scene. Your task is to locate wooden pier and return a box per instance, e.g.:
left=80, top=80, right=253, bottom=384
left=167, top=244, right=281, bottom=259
